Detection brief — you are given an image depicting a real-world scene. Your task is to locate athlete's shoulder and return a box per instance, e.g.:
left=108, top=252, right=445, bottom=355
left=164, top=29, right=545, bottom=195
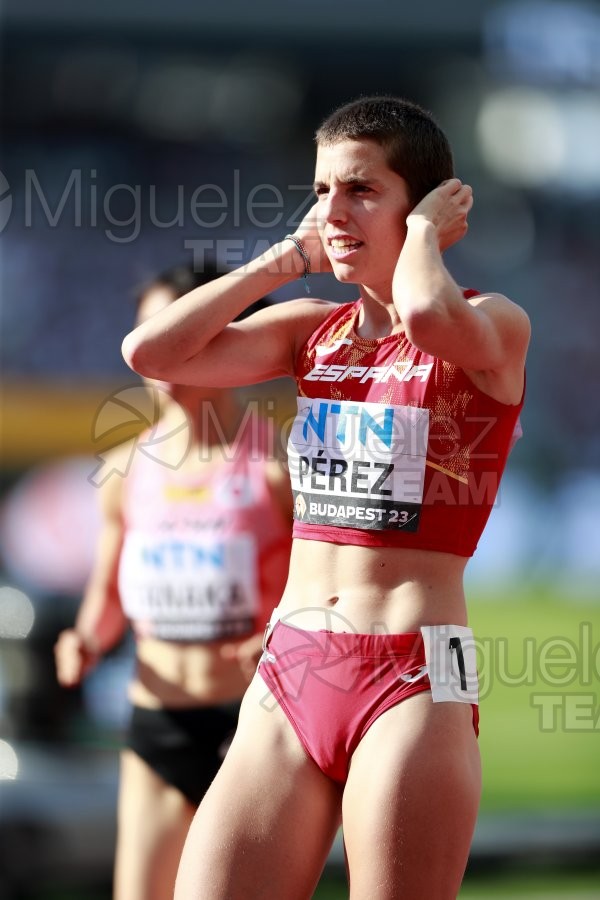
left=466, top=291, right=531, bottom=346
left=466, top=289, right=529, bottom=319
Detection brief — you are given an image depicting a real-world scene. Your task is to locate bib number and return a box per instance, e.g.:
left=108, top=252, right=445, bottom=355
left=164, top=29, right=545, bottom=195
left=288, top=397, right=429, bottom=531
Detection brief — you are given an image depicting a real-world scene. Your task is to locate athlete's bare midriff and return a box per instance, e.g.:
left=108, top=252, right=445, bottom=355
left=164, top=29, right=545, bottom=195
left=128, top=638, right=250, bottom=709
left=279, top=538, right=469, bottom=634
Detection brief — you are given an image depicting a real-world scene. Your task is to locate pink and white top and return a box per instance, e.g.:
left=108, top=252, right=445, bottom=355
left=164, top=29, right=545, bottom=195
left=118, top=419, right=291, bottom=641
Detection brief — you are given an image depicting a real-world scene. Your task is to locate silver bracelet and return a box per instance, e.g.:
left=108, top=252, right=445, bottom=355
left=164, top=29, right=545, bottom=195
left=284, top=234, right=311, bottom=294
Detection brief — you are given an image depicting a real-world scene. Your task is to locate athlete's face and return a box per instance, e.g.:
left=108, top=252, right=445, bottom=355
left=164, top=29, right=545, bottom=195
left=314, top=138, right=412, bottom=297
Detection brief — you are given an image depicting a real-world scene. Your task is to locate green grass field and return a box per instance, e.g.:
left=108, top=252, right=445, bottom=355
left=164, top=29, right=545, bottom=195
left=466, top=582, right=600, bottom=811
left=313, top=866, right=600, bottom=899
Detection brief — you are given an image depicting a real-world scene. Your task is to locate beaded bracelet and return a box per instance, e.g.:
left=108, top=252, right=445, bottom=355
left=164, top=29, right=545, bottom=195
left=284, top=234, right=311, bottom=294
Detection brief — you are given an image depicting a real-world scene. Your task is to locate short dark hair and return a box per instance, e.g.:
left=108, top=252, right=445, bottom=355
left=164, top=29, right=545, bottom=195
left=315, top=96, right=454, bottom=206
left=135, top=260, right=270, bottom=321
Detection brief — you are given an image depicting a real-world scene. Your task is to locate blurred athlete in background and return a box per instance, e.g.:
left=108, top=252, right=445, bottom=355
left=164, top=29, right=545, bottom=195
left=55, top=262, right=292, bottom=900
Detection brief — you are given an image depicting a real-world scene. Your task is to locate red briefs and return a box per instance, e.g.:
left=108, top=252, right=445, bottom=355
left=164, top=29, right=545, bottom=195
left=258, top=620, right=479, bottom=784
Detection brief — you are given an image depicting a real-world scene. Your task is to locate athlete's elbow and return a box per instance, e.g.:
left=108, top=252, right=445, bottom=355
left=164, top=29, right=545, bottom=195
left=121, top=329, right=165, bottom=379
left=402, top=305, right=441, bottom=350
left=121, top=329, right=144, bottom=374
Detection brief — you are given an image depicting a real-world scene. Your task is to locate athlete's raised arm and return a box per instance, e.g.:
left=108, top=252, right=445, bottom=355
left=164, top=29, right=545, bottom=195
left=122, top=235, right=333, bottom=389
left=393, top=179, right=530, bottom=404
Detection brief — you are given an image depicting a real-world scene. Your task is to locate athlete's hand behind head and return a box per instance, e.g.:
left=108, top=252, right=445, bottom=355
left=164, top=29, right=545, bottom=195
left=408, top=179, right=473, bottom=252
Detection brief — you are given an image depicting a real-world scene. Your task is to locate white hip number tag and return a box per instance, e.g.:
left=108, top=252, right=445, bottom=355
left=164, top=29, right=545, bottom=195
left=421, top=624, right=479, bottom=705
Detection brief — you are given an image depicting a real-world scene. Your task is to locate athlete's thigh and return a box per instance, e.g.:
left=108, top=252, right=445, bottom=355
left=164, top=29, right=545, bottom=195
left=342, top=692, right=481, bottom=900
left=175, top=672, right=343, bottom=900
left=115, top=750, right=195, bottom=900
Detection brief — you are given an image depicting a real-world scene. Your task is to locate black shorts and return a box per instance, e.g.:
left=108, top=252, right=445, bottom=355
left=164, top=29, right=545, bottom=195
left=125, top=703, right=240, bottom=806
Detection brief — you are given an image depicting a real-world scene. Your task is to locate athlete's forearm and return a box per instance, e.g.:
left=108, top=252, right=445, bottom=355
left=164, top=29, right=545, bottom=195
left=393, top=217, right=467, bottom=349
left=75, top=587, right=128, bottom=657
left=122, top=241, right=303, bottom=377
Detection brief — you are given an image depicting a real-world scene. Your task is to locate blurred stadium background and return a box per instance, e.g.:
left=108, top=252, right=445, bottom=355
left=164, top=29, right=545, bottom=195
left=1, top=0, right=599, bottom=897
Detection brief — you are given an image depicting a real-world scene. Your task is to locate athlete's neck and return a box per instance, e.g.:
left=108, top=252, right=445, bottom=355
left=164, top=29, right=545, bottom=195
left=356, top=292, right=404, bottom=339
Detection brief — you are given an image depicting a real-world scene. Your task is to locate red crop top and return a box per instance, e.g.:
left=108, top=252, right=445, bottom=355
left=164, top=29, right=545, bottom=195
left=288, top=297, right=524, bottom=557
